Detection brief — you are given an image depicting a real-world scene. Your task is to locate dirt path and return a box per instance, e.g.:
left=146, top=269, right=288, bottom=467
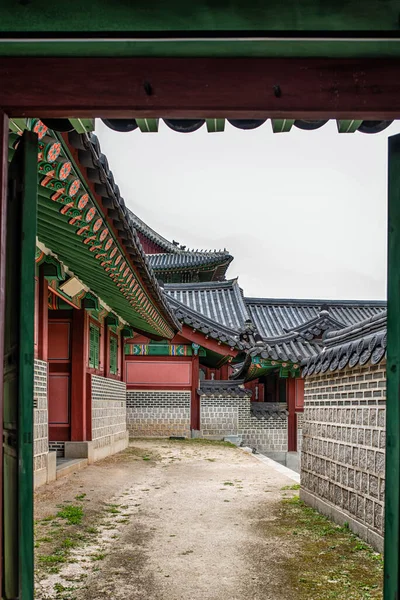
left=35, top=440, right=383, bottom=600
left=35, top=440, right=297, bottom=600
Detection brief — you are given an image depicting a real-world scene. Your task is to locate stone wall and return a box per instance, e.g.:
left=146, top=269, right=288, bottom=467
left=91, top=375, right=127, bottom=450
left=200, top=395, right=288, bottom=455
left=300, top=362, right=386, bottom=551
left=126, top=390, right=191, bottom=437
left=34, top=359, right=48, bottom=476
left=297, top=413, right=304, bottom=453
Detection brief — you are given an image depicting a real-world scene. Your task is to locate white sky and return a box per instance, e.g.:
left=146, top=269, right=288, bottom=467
left=96, top=119, right=400, bottom=302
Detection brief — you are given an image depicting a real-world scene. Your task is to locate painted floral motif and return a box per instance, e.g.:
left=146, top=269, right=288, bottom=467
left=46, top=142, right=61, bottom=163
left=78, top=193, right=89, bottom=210
left=93, top=218, right=103, bottom=232
left=33, top=119, right=48, bottom=140
left=104, top=238, right=113, bottom=251
left=99, top=229, right=108, bottom=242
left=57, top=161, right=72, bottom=181
left=67, top=178, right=81, bottom=197
left=85, top=207, right=96, bottom=223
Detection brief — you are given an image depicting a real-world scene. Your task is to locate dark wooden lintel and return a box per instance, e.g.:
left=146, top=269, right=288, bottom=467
left=1, top=57, right=400, bottom=119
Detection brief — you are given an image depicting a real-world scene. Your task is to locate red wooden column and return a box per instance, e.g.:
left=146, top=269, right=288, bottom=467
left=191, top=355, right=200, bottom=431
left=0, top=108, right=9, bottom=598
left=38, top=267, right=49, bottom=361
left=71, top=308, right=88, bottom=441
left=287, top=377, right=297, bottom=452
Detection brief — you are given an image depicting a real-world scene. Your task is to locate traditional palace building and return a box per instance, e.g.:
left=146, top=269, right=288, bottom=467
left=11, top=119, right=385, bottom=487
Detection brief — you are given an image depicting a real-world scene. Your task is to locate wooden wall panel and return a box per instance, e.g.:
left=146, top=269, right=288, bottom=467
left=126, top=360, right=191, bottom=387
left=48, top=321, right=71, bottom=360
left=48, top=375, right=70, bottom=424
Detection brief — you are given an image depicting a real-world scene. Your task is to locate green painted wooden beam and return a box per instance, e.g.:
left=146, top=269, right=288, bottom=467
left=68, top=118, right=94, bottom=134
left=336, top=119, right=362, bottom=133
left=106, top=313, right=119, bottom=327
left=271, top=119, right=294, bottom=133
left=0, top=1, right=399, bottom=35
left=40, top=255, right=65, bottom=281
left=206, top=119, right=225, bottom=133
left=136, top=118, right=159, bottom=132
left=385, top=133, right=400, bottom=600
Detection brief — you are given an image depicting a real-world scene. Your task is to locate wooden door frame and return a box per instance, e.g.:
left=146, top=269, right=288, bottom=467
left=0, top=54, right=399, bottom=599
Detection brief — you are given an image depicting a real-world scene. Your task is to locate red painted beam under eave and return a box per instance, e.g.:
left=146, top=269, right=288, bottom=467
left=0, top=109, right=9, bottom=598
left=181, top=325, right=239, bottom=357
left=2, top=57, right=400, bottom=119
left=287, top=378, right=297, bottom=453
left=71, top=309, right=88, bottom=441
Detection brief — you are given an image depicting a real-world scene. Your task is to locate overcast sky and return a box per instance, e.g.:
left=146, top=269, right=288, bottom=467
left=96, top=119, right=400, bottom=302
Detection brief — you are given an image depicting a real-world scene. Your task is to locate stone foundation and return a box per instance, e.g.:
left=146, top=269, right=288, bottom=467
left=301, top=362, right=386, bottom=551
left=126, top=390, right=191, bottom=437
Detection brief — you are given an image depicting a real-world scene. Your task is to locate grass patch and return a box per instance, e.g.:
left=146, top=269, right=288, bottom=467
left=56, top=505, right=84, bottom=525
left=281, top=484, right=301, bottom=491
left=269, top=494, right=383, bottom=599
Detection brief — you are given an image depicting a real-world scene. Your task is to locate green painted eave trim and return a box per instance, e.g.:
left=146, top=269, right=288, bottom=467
left=9, top=123, right=174, bottom=338
left=125, top=343, right=206, bottom=356
left=1, top=1, right=400, bottom=36
left=244, top=356, right=300, bottom=382
left=2, top=39, right=400, bottom=58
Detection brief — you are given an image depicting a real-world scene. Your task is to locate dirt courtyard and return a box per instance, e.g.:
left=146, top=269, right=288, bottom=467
left=34, top=440, right=383, bottom=600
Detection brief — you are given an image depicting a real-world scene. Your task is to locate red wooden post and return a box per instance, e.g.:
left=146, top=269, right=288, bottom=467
left=287, top=378, right=297, bottom=452
left=71, top=308, right=88, bottom=441
left=0, top=107, right=9, bottom=599
left=191, top=355, right=200, bottom=431
left=38, top=267, right=48, bottom=362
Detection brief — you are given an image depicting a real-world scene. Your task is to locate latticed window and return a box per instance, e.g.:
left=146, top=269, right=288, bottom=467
left=89, top=323, right=100, bottom=369
left=109, top=335, right=118, bottom=375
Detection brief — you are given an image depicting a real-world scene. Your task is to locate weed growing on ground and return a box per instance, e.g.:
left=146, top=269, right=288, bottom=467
left=56, top=505, right=84, bottom=525
left=281, top=484, right=301, bottom=491
left=269, top=493, right=383, bottom=599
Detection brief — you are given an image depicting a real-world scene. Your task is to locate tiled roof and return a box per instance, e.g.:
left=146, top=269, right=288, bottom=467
left=102, top=119, right=395, bottom=136
left=198, top=380, right=252, bottom=398
left=245, top=298, right=386, bottom=339
left=251, top=403, right=289, bottom=419
left=164, top=279, right=250, bottom=331
left=166, top=294, right=243, bottom=349
left=246, top=334, right=320, bottom=363
left=303, top=310, right=387, bottom=376
left=148, top=251, right=233, bottom=273
left=67, top=131, right=180, bottom=334
left=127, top=210, right=179, bottom=253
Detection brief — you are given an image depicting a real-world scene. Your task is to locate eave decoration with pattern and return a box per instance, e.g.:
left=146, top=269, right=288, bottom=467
left=12, top=119, right=176, bottom=339
left=125, top=343, right=206, bottom=357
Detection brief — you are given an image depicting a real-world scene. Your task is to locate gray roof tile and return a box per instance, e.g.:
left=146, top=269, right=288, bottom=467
left=148, top=251, right=233, bottom=272
left=245, top=298, right=386, bottom=338
left=164, top=279, right=250, bottom=331
left=303, top=310, right=387, bottom=375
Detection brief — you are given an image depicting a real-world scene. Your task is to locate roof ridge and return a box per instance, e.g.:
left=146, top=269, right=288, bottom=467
left=164, top=278, right=240, bottom=290
left=324, top=309, right=387, bottom=346
left=245, top=297, right=387, bottom=307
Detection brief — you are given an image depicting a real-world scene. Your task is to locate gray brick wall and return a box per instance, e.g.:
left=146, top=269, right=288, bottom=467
left=91, top=375, right=127, bottom=450
left=34, top=359, right=48, bottom=471
left=49, top=441, right=65, bottom=458
left=297, top=413, right=304, bottom=453
left=200, top=395, right=288, bottom=453
left=126, top=390, right=191, bottom=437
left=301, top=362, right=386, bottom=537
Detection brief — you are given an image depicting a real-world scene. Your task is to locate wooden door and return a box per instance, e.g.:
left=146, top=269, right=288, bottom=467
left=3, top=130, right=36, bottom=599
left=48, top=315, right=72, bottom=442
